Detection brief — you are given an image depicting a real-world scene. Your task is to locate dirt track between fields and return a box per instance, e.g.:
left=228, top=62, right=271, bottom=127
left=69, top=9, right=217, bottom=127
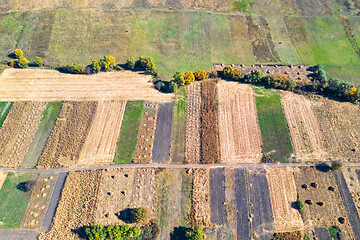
left=218, top=81, right=262, bottom=164
left=0, top=69, right=173, bottom=102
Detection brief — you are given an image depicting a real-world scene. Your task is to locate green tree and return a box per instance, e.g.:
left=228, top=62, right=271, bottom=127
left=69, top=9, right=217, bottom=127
left=296, top=200, right=305, bottom=210
left=126, top=57, right=136, bottom=70
left=91, top=60, right=101, bottom=73
left=131, top=207, right=147, bottom=223
left=13, top=49, right=23, bottom=58
left=185, top=226, right=203, bottom=240
left=35, top=57, right=43, bottom=67
left=331, top=161, right=342, bottom=171
left=173, top=72, right=185, bottom=86
left=169, top=81, right=178, bottom=93
left=18, top=57, right=29, bottom=69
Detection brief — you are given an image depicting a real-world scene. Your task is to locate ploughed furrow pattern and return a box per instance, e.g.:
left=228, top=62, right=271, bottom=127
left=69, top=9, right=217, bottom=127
left=37, top=101, right=97, bottom=169
left=333, top=170, right=360, bottom=237
left=200, top=80, right=219, bottom=164
left=218, top=81, right=261, bottom=164
left=248, top=169, right=275, bottom=240
left=185, top=82, right=202, bottom=164
left=152, top=102, right=174, bottom=163
left=281, top=92, right=324, bottom=161
left=78, top=101, right=126, bottom=166
left=209, top=168, right=227, bottom=225
left=0, top=102, right=46, bottom=168
left=234, top=168, right=251, bottom=240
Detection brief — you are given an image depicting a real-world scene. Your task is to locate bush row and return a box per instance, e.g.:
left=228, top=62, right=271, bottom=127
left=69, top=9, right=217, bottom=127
left=85, top=225, right=141, bottom=240
left=7, top=49, right=42, bottom=69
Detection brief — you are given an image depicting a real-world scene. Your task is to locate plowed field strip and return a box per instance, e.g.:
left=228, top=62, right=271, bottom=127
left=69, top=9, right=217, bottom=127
left=186, top=82, right=201, bottom=164
left=218, top=82, right=261, bottom=164
left=0, top=102, right=46, bottom=168
left=281, top=92, right=324, bottom=161
left=209, top=168, right=226, bottom=225
left=37, top=101, right=97, bottom=169
left=78, top=101, right=126, bottom=166
left=248, top=169, right=275, bottom=240
left=22, top=102, right=63, bottom=169
left=200, top=80, right=219, bottom=164
left=152, top=102, right=174, bottom=163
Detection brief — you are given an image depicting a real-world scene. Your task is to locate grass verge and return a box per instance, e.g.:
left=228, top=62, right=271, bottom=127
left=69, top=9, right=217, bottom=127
left=254, top=87, right=294, bottom=162
left=114, top=101, right=144, bottom=164
left=171, top=87, right=187, bottom=164
left=0, top=102, right=13, bottom=127
left=0, top=172, right=39, bottom=229
left=21, top=102, right=62, bottom=168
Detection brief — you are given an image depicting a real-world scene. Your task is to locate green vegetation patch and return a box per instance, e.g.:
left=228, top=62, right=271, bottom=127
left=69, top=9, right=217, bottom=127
left=114, top=101, right=144, bottom=164
left=171, top=87, right=187, bottom=163
left=0, top=102, right=13, bottom=127
left=0, top=172, right=39, bottom=229
left=21, top=102, right=62, bottom=168
left=254, top=87, right=294, bottom=162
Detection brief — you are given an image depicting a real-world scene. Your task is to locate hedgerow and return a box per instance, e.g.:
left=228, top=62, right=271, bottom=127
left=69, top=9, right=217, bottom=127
left=85, top=225, right=141, bottom=240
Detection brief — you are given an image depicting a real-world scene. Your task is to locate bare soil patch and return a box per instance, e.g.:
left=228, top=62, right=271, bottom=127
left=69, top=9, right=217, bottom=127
left=312, top=97, right=360, bottom=162
left=191, top=168, right=211, bottom=227
left=209, top=168, right=226, bottom=225
left=267, top=167, right=303, bottom=232
left=78, top=101, right=126, bottom=166
left=200, top=80, right=219, bottom=164
left=294, top=167, right=354, bottom=239
left=21, top=173, right=57, bottom=229
left=0, top=69, right=173, bottom=102
left=185, top=82, right=202, bottom=164
left=37, top=101, right=97, bottom=169
left=40, top=170, right=102, bottom=240
left=0, top=102, right=46, bottom=168
left=217, top=81, right=262, bottom=164
left=281, top=92, right=324, bottom=161
left=343, top=167, right=360, bottom=220
left=133, top=102, right=158, bottom=163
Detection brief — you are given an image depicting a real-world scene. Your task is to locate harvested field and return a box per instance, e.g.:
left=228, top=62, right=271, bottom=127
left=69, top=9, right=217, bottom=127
left=133, top=102, right=158, bottom=163
left=312, top=97, right=360, bottom=162
left=0, top=171, right=8, bottom=191
left=37, top=101, right=97, bottom=169
left=248, top=168, right=275, bottom=240
left=0, top=102, right=46, bottom=168
left=209, top=168, right=226, bottom=225
left=267, top=167, right=303, bottom=232
left=94, top=168, right=156, bottom=226
left=152, top=102, right=174, bottom=163
left=294, top=167, right=354, bottom=239
left=217, top=81, right=262, bottom=164
left=78, top=101, right=126, bottom=166
left=281, top=92, right=324, bottom=161
left=39, top=170, right=102, bottom=240
left=0, top=69, right=173, bottom=102
left=191, top=169, right=211, bottom=227
left=21, top=173, right=57, bottom=229
left=185, top=82, right=202, bottom=164
left=234, top=168, right=251, bottom=240
left=200, top=80, right=219, bottom=164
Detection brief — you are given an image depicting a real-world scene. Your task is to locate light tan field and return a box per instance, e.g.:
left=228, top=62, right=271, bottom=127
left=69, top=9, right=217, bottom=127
left=0, top=69, right=173, bottom=102
left=191, top=169, right=211, bottom=227
left=281, top=92, right=324, bottom=161
left=78, top=101, right=126, bottom=166
left=267, top=167, right=303, bottom=232
left=217, top=81, right=262, bottom=164
left=185, top=82, right=202, bottom=164
left=0, top=102, right=46, bottom=168
left=342, top=167, right=360, bottom=218
left=0, top=171, right=7, bottom=190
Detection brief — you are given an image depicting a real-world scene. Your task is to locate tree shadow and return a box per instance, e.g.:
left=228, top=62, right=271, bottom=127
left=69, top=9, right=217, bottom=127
left=116, top=208, right=134, bottom=223
left=315, top=163, right=331, bottom=173
left=71, top=226, right=88, bottom=239
left=170, top=226, right=188, bottom=240
left=290, top=201, right=298, bottom=210
left=16, top=180, right=36, bottom=192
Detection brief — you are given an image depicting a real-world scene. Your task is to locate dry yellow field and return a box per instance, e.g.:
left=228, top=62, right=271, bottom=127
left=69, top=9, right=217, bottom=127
left=0, top=171, right=8, bottom=190
left=0, top=69, right=173, bottom=102
left=78, top=101, right=127, bottom=166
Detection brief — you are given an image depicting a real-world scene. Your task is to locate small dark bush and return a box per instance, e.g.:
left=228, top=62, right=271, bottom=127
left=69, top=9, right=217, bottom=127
left=126, top=57, right=136, bottom=70
left=17, top=180, right=36, bottom=192
left=332, top=161, right=342, bottom=170
left=295, top=200, right=305, bottom=210
left=35, top=57, right=43, bottom=67
left=90, top=60, right=101, bottom=73
left=130, top=207, right=147, bottom=223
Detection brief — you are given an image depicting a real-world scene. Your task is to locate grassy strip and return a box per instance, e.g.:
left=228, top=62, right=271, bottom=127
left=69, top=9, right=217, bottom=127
left=0, top=172, right=39, bottom=229
left=171, top=87, right=188, bottom=163
left=0, top=102, right=13, bottom=127
left=254, top=87, right=294, bottom=162
left=114, top=101, right=144, bottom=164
left=21, top=102, right=62, bottom=168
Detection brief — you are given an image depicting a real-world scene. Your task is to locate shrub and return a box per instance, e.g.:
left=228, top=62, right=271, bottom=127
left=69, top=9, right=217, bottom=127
left=13, top=49, right=23, bottom=58
left=296, top=200, right=305, bottom=210
left=18, top=57, right=30, bottom=69
left=194, top=70, right=209, bottom=81
left=85, top=225, right=141, bottom=240
left=169, top=81, right=178, bottom=93
left=136, top=56, right=157, bottom=76
left=35, top=57, right=43, bottom=67
left=90, top=60, right=101, bottom=74
left=173, top=72, right=185, bottom=86
left=130, top=207, right=147, bottom=223
left=100, top=56, right=115, bottom=72
left=232, top=0, right=252, bottom=12
left=222, top=66, right=241, bottom=81
left=85, top=225, right=106, bottom=240
left=126, top=57, right=136, bottom=70
left=185, top=226, right=203, bottom=240
left=17, top=180, right=36, bottom=192
left=331, top=161, right=342, bottom=170
left=209, top=70, right=218, bottom=78
left=266, top=75, right=296, bottom=91
left=184, top=71, right=195, bottom=85
left=9, top=60, right=16, bottom=67
left=245, top=69, right=263, bottom=83
left=326, top=78, right=360, bottom=103
left=62, top=64, right=86, bottom=74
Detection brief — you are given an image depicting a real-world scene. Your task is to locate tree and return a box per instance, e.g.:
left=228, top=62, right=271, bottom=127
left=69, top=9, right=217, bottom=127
left=35, top=57, right=43, bottom=67
left=169, top=81, right=178, bottom=93
left=136, top=56, right=157, bottom=75
left=18, top=57, right=30, bottom=69
left=91, top=60, right=101, bottom=73
left=184, top=71, right=195, bottom=85
left=245, top=69, right=263, bottom=83
left=17, top=180, right=36, bottom=192
left=331, top=161, right=342, bottom=171
left=194, top=70, right=209, bottom=81
left=296, top=200, right=305, bottom=210
left=126, top=57, right=136, bottom=70
left=130, top=207, right=147, bottom=223
left=185, top=226, right=203, bottom=240
left=173, top=72, right=185, bottom=86
left=222, top=66, right=241, bottom=81
left=13, top=49, right=23, bottom=58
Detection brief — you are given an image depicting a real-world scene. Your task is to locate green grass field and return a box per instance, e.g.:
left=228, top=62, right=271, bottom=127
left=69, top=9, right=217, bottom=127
left=0, top=172, right=39, bottom=229
left=114, top=101, right=144, bottom=164
left=254, top=87, right=294, bottom=163
left=171, top=87, right=187, bottom=164
left=21, top=102, right=62, bottom=169
left=0, top=102, right=13, bottom=127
